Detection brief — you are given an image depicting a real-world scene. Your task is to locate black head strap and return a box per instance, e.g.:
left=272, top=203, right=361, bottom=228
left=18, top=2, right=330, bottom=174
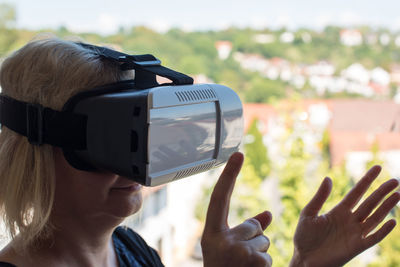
left=0, top=95, right=87, bottom=148
left=78, top=43, right=194, bottom=89
left=0, top=43, right=193, bottom=147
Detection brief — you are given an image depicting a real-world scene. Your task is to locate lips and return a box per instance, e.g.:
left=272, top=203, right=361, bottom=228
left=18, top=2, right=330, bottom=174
left=111, top=182, right=142, bottom=192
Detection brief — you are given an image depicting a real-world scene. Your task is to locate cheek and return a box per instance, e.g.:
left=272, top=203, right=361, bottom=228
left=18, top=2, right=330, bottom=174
left=54, top=173, right=115, bottom=216
left=53, top=148, right=142, bottom=218
left=53, top=150, right=118, bottom=212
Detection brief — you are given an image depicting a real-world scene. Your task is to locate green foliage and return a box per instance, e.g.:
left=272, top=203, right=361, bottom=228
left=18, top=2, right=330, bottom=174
left=0, top=3, right=15, bottom=28
left=368, top=207, right=400, bottom=267
left=194, top=179, right=215, bottom=223
left=2, top=13, right=399, bottom=265
left=320, top=128, right=331, bottom=163
left=366, top=141, right=384, bottom=170
left=318, top=161, right=352, bottom=214
left=0, top=3, right=17, bottom=56
left=244, top=119, right=270, bottom=178
left=245, top=76, right=287, bottom=103
left=1, top=18, right=400, bottom=101
left=365, top=141, right=390, bottom=196
left=365, top=141, right=400, bottom=267
left=230, top=159, right=269, bottom=224
left=269, top=137, right=311, bottom=266
left=229, top=118, right=272, bottom=225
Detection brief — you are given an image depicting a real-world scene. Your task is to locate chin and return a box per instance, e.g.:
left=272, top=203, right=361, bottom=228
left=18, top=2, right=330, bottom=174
left=107, top=191, right=143, bottom=218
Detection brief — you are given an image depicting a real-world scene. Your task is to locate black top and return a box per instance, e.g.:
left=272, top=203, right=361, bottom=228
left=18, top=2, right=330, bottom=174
left=0, top=226, right=164, bottom=267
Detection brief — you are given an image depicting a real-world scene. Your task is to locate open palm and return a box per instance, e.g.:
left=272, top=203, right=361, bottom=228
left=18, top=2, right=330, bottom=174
left=290, top=166, right=400, bottom=267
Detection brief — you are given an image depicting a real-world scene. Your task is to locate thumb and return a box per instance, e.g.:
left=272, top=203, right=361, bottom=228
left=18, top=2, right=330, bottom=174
left=301, top=177, right=332, bottom=217
left=253, top=210, right=272, bottom=230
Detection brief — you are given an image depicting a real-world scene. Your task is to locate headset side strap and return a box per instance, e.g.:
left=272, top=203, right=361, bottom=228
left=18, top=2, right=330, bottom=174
left=0, top=95, right=87, bottom=149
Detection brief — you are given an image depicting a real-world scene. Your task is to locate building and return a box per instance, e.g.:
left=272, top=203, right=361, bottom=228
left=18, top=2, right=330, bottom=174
left=215, top=41, right=233, bottom=60
left=329, top=100, right=400, bottom=177
left=243, top=99, right=400, bottom=178
left=380, top=33, right=391, bottom=46
left=396, top=36, right=400, bottom=47
left=126, top=171, right=211, bottom=267
left=340, top=29, right=363, bottom=46
left=304, top=61, right=336, bottom=77
left=370, top=67, right=390, bottom=86
left=342, top=63, right=370, bottom=85
left=280, top=32, right=295, bottom=43
left=390, top=64, right=400, bottom=85
left=253, top=33, right=275, bottom=44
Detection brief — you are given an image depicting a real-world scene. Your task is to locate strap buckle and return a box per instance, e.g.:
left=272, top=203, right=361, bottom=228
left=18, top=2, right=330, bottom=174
left=134, top=59, right=162, bottom=66
left=26, top=103, right=44, bottom=145
left=118, top=55, right=161, bottom=69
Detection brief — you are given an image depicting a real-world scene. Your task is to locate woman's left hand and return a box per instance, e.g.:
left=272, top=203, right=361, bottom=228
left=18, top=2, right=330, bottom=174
left=290, top=166, right=400, bottom=267
left=201, top=152, right=273, bottom=267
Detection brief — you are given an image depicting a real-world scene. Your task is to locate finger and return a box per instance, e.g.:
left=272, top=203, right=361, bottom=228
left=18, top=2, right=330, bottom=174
left=231, top=218, right=264, bottom=240
left=260, top=253, right=273, bottom=267
left=246, top=234, right=270, bottom=252
left=361, top=192, right=400, bottom=236
left=251, top=252, right=273, bottom=267
left=204, top=152, right=244, bottom=233
left=340, top=165, right=381, bottom=209
left=362, top=219, right=397, bottom=250
left=266, top=253, right=273, bottom=267
left=354, top=179, right=399, bottom=222
left=253, top=210, right=273, bottom=230
left=301, top=177, right=332, bottom=217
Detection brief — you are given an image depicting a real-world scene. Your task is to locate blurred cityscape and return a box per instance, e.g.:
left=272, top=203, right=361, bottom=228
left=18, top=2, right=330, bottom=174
left=1, top=2, right=400, bottom=266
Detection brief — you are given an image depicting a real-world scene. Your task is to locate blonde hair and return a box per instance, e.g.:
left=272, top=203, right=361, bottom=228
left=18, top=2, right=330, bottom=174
left=0, top=36, right=134, bottom=250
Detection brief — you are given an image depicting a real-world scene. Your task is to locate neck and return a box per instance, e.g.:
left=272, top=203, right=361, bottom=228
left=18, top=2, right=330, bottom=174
left=31, top=213, right=124, bottom=267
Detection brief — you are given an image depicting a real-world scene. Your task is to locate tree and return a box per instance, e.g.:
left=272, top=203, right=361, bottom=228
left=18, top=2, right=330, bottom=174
left=229, top=158, right=269, bottom=224
left=245, top=76, right=287, bottom=103
left=366, top=141, right=400, bottom=267
left=267, top=136, right=311, bottom=267
left=368, top=207, right=400, bottom=267
left=244, top=119, right=270, bottom=179
left=0, top=3, right=16, bottom=28
left=365, top=141, right=390, bottom=195
left=0, top=3, right=17, bottom=55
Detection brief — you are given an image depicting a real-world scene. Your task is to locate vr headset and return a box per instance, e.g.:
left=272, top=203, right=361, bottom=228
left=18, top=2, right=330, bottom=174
left=0, top=43, right=243, bottom=186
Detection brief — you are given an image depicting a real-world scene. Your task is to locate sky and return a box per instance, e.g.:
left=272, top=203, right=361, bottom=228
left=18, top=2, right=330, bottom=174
left=2, top=0, right=400, bottom=35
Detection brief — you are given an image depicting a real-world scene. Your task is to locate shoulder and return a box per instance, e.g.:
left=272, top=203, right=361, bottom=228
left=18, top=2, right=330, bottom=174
left=0, top=243, right=17, bottom=267
left=114, top=226, right=145, bottom=245
left=113, top=226, right=151, bottom=252
left=113, top=226, right=164, bottom=267
left=114, top=226, right=140, bottom=239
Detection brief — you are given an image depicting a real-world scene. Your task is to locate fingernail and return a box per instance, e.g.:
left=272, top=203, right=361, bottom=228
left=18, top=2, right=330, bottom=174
left=231, top=152, right=243, bottom=162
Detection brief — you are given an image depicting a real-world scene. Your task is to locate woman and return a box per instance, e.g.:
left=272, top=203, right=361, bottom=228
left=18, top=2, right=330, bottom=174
left=0, top=37, right=272, bottom=267
left=0, top=37, right=398, bottom=267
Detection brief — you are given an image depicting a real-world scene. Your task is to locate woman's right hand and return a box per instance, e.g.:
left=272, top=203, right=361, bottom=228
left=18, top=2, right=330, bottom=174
left=201, top=152, right=273, bottom=267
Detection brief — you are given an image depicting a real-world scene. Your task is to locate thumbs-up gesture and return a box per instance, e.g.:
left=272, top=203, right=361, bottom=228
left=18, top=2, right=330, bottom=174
left=201, top=152, right=273, bottom=267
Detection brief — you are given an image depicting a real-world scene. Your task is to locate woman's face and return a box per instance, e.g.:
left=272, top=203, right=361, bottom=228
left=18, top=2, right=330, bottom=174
left=52, top=148, right=143, bottom=223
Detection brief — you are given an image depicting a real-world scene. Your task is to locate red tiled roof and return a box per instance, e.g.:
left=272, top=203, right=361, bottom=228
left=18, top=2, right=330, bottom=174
left=340, top=29, right=362, bottom=35
left=369, top=82, right=389, bottom=95
left=215, top=41, right=233, bottom=48
left=244, top=99, right=400, bottom=166
left=329, top=100, right=400, bottom=165
left=330, top=132, right=400, bottom=165
left=329, top=100, right=400, bottom=133
left=243, top=103, right=276, bottom=134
